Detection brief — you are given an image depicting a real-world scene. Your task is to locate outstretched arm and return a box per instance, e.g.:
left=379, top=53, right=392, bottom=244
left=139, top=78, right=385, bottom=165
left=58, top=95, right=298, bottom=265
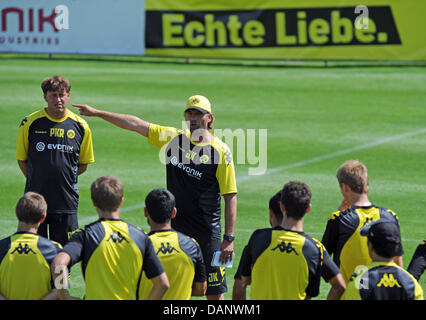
left=72, top=104, right=151, bottom=137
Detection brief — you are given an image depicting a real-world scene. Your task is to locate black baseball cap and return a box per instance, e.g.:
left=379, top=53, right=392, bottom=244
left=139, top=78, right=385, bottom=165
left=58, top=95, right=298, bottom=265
left=361, top=220, right=404, bottom=258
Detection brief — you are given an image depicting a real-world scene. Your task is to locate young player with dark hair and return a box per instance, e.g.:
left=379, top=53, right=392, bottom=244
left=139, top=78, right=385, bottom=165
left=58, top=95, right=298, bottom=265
left=139, top=188, right=207, bottom=300
left=232, top=190, right=283, bottom=300
left=238, top=181, right=345, bottom=300
left=344, top=221, right=423, bottom=300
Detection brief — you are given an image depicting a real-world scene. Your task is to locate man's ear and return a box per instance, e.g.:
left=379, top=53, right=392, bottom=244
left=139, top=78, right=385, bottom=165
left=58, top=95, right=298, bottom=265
left=341, top=183, right=352, bottom=194
left=305, top=203, right=312, bottom=214
left=39, top=213, right=47, bottom=224
left=171, top=207, right=177, bottom=219
left=269, top=209, right=274, bottom=221
left=144, top=207, right=149, bottom=218
left=279, top=202, right=286, bottom=214
left=118, top=197, right=124, bottom=208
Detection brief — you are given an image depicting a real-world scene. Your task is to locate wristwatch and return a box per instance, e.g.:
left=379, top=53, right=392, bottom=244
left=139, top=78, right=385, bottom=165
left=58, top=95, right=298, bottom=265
left=223, top=234, right=235, bottom=243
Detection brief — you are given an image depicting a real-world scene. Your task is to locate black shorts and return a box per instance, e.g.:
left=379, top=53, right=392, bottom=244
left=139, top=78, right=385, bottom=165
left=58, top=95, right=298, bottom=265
left=38, top=213, right=79, bottom=246
left=198, top=237, right=228, bottom=296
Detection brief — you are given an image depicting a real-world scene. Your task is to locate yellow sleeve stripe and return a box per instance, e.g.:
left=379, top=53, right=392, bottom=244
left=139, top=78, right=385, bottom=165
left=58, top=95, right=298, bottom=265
left=213, top=137, right=237, bottom=195
left=16, top=110, right=45, bottom=160
left=328, top=210, right=340, bottom=221
left=148, top=123, right=181, bottom=149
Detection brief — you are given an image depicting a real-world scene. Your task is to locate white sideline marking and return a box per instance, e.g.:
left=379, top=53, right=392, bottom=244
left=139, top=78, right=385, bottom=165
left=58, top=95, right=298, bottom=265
left=238, top=127, right=426, bottom=183
left=121, top=202, right=145, bottom=213
left=1, top=65, right=426, bottom=80
left=0, top=219, right=420, bottom=242
left=85, top=126, right=426, bottom=235
left=2, top=128, right=424, bottom=242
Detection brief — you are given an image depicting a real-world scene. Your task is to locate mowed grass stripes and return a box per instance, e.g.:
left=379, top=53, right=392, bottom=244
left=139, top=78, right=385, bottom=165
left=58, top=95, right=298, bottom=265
left=0, top=57, right=424, bottom=299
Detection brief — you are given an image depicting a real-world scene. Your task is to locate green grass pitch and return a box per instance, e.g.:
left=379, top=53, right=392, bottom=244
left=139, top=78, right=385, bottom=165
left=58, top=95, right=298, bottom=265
left=0, top=56, right=424, bottom=300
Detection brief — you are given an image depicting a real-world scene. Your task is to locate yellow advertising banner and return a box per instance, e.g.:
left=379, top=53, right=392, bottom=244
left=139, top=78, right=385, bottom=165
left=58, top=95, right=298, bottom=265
left=145, top=0, right=426, bottom=60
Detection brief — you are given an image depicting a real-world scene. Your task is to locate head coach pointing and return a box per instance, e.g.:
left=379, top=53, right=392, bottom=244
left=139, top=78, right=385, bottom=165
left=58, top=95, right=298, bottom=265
left=72, top=95, right=237, bottom=300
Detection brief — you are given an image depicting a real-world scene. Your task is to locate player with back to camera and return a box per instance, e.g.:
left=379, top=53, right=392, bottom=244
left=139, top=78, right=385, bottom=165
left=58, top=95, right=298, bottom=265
left=238, top=181, right=345, bottom=300
left=51, top=176, right=169, bottom=300
left=233, top=190, right=346, bottom=300
left=232, top=191, right=285, bottom=300
left=343, top=220, right=423, bottom=300
left=72, top=95, right=237, bottom=300
left=322, top=160, right=403, bottom=284
left=0, top=192, right=62, bottom=300
left=139, top=188, right=207, bottom=300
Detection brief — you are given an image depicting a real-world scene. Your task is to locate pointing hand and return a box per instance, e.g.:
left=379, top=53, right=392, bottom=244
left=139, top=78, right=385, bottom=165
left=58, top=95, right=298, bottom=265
left=72, top=104, right=99, bottom=117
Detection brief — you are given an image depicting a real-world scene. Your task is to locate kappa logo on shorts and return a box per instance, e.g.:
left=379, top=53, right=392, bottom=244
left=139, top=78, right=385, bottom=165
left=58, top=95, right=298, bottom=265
left=156, top=242, right=179, bottom=255
left=11, top=243, right=36, bottom=255
left=272, top=240, right=298, bottom=255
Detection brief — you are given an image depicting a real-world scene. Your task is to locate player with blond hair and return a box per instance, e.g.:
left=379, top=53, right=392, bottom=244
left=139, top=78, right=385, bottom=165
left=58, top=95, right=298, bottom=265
left=322, top=160, right=403, bottom=283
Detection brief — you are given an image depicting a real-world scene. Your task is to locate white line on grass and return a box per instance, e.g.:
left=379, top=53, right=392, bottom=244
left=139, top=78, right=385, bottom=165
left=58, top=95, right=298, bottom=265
left=116, top=127, right=424, bottom=201
left=0, top=218, right=421, bottom=242
left=109, top=126, right=425, bottom=243
left=121, top=202, right=146, bottom=213
left=2, top=128, right=424, bottom=242
left=1, top=65, right=426, bottom=80
left=238, top=127, right=426, bottom=183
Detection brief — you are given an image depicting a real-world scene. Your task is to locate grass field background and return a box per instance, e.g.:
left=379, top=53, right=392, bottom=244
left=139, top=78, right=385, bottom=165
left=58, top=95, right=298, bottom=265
left=0, top=56, right=424, bottom=300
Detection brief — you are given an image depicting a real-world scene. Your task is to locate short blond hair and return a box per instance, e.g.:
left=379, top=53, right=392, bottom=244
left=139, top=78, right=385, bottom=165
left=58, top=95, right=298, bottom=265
left=336, top=160, right=369, bottom=194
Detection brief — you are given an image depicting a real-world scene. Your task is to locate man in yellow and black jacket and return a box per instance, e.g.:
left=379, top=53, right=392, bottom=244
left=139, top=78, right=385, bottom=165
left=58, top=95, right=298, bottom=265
left=16, top=76, right=94, bottom=246
left=72, top=95, right=237, bottom=300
